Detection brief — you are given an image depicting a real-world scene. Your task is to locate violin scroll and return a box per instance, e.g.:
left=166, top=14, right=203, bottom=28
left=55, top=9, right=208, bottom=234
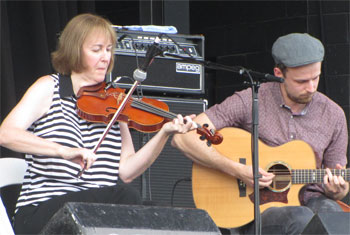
left=197, top=123, right=223, bottom=146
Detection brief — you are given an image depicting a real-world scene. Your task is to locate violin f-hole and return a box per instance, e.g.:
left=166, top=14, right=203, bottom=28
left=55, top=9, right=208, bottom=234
left=106, top=107, right=117, bottom=113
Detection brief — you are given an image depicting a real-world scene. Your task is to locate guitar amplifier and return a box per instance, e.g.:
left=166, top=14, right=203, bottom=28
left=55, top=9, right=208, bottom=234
left=128, top=97, right=207, bottom=208
left=108, top=28, right=205, bottom=94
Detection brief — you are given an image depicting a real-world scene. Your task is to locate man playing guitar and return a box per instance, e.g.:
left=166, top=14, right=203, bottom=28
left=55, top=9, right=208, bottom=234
left=172, top=33, right=349, bottom=234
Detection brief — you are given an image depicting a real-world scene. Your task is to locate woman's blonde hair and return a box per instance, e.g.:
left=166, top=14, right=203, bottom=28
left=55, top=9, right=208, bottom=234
left=51, top=13, right=116, bottom=75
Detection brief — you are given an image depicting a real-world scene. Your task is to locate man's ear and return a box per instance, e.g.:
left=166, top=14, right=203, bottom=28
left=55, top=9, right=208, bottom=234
left=274, top=67, right=283, bottom=77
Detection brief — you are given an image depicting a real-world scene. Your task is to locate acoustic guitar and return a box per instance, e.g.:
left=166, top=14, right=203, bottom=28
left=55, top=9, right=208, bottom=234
left=192, top=127, right=350, bottom=228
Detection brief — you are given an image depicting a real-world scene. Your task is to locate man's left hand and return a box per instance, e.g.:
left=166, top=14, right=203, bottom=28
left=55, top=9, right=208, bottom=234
left=323, top=163, right=349, bottom=200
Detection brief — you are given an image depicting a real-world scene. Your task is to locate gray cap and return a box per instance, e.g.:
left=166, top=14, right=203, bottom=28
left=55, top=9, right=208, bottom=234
left=272, top=33, right=324, bottom=67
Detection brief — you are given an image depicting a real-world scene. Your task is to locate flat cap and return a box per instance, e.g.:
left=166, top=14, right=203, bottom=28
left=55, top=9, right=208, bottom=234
left=272, top=33, right=324, bottom=67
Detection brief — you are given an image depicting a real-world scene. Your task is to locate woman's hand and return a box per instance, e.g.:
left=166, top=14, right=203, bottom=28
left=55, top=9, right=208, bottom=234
left=58, top=146, right=97, bottom=170
left=162, top=114, right=197, bottom=135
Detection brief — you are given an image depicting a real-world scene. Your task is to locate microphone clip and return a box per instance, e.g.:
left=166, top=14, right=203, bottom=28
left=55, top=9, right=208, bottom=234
left=133, top=36, right=163, bottom=82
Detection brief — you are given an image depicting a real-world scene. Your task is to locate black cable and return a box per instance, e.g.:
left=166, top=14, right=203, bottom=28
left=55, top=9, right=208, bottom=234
left=170, top=177, right=191, bottom=207
left=116, top=32, right=144, bottom=99
left=159, top=33, right=194, bottom=58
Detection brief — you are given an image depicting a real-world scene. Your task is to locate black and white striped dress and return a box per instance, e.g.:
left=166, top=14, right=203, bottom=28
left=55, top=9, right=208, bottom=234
left=16, top=74, right=121, bottom=210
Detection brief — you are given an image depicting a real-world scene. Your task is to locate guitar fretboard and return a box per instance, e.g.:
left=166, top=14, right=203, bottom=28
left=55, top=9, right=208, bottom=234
left=292, top=169, right=350, bottom=184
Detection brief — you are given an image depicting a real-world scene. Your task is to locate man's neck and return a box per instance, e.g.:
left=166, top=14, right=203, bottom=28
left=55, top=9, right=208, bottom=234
left=288, top=102, right=307, bottom=115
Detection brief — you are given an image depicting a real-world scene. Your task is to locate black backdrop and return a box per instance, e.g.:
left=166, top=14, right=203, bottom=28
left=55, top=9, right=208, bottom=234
left=1, top=0, right=96, bottom=157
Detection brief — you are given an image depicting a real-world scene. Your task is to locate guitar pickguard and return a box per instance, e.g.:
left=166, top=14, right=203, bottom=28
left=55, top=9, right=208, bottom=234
left=249, top=187, right=290, bottom=205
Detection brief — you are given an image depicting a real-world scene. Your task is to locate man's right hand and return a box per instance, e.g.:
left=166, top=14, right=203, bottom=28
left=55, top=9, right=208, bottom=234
left=237, top=164, right=275, bottom=188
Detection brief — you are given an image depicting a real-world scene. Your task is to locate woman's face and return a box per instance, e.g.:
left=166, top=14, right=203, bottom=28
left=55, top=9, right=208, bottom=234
left=80, top=29, right=113, bottom=84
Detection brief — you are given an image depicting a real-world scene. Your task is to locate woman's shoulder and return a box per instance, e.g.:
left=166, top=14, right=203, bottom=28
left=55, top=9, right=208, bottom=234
left=29, top=74, right=58, bottom=93
left=22, top=75, right=57, bottom=106
left=36, top=74, right=58, bottom=84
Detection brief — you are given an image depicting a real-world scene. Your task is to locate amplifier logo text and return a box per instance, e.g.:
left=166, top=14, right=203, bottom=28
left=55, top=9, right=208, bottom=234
left=176, top=63, right=201, bottom=74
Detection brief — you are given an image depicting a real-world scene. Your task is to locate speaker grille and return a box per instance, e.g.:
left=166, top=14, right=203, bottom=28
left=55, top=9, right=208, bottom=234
left=128, top=97, right=207, bottom=208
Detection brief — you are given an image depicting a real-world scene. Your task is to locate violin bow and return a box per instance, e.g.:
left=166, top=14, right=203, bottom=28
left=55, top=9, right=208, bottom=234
left=77, top=80, right=140, bottom=178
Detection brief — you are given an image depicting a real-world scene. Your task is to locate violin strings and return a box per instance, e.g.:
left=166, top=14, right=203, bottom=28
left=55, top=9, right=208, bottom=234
left=132, top=100, right=174, bottom=118
left=131, top=99, right=177, bottom=119
left=116, top=92, right=168, bottom=118
left=128, top=98, right=203, bottom=128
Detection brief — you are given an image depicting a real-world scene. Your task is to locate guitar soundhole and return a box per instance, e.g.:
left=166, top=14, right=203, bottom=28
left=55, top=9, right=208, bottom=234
left=267, top=163, right=291, bottom=192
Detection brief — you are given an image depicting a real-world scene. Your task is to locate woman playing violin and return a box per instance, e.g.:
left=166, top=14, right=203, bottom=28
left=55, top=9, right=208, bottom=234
left=0, top=13, right=197, bottom=234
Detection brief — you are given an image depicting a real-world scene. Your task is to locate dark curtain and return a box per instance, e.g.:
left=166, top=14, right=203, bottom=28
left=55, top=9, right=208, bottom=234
left=0, top=0, right=95, bottom=221
left=1, top=0, right=96, bottom=158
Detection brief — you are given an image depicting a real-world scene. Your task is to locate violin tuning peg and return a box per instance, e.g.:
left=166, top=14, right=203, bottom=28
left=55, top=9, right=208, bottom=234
left=199, top=135, right=206, bottom=141
left=203, top=123, right=209, bottom=128
left=206, top=141, right=212, bottom=147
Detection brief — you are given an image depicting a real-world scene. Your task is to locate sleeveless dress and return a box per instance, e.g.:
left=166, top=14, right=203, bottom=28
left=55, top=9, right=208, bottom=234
left=16, top=74, right=122, bottom=210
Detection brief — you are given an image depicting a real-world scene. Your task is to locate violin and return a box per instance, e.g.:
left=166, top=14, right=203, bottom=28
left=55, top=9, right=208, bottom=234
left=76, top=82, right=223, bottom=146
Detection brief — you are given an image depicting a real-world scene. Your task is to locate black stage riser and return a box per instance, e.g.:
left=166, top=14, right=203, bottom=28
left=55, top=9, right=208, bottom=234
left=302, top=212, right=350, bottom=234
left=40, top=202, right=220, bottom=234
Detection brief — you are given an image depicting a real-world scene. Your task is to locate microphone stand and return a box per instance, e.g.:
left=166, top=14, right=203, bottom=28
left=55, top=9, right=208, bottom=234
left=242, top=69, right=262, bottom=235
left=163, top=52, right=284, bottom=235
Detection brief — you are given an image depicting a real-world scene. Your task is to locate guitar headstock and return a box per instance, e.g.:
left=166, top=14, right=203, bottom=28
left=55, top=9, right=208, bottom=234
left=197, top=123, right=223, bottom=146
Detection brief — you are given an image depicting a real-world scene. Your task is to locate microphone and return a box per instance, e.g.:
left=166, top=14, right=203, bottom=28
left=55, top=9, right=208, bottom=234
left=264, top=73, right=284, bottom=83
left=240, top=69, right=284, bottom=83
left=133, top=37, right=163, bottom=82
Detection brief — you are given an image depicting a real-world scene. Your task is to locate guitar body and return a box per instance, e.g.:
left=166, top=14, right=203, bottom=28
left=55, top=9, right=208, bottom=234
left=192, top=127, right=316, bottom=228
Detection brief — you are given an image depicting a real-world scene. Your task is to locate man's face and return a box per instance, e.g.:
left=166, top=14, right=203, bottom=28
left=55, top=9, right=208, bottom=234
left=275, top=62, right=321, bottom=105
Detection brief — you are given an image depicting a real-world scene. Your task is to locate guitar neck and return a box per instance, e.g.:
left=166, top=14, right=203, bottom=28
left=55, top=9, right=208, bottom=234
left=292, top=169, right=350, bottom=184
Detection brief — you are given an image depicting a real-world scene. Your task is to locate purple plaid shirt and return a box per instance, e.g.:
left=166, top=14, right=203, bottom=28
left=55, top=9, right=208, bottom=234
left=205, top=82, right=348, bottom=204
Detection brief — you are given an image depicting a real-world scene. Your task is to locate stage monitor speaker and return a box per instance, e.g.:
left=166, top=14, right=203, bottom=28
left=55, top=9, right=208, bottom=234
left=40, top=202, right=221, bottom=234
left=301, top=212, right=350, bottom=234
left=127, top=97, right=207, bottom=208
left=108, top=28, right=205, bottom=94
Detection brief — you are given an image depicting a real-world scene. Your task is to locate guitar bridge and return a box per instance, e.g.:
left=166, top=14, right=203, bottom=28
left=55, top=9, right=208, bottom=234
left=238, top=158, right=247, bottom=197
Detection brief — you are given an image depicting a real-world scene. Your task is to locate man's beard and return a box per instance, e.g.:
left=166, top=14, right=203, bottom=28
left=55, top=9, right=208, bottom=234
left=288, top=92, right=314, bottom=104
